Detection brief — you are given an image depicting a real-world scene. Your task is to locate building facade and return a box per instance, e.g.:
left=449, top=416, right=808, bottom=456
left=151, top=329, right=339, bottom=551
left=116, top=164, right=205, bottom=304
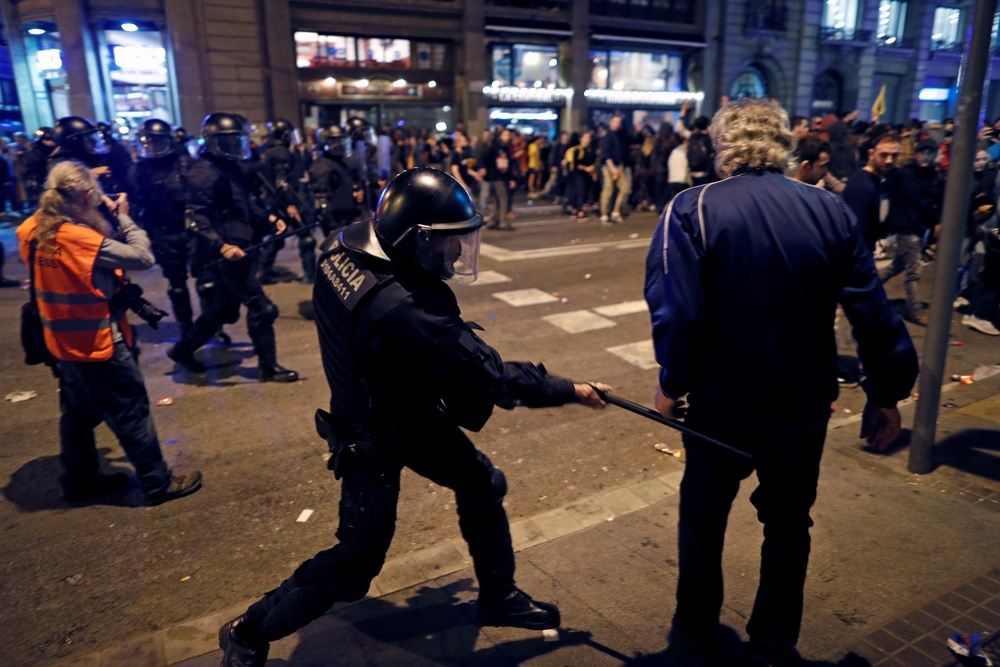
left=0, top=0, right=996, bottom=142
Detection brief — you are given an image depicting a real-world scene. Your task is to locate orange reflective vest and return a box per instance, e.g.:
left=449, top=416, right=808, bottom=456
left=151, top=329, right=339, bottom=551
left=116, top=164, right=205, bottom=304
left=16, top=216, right=133, bottom=362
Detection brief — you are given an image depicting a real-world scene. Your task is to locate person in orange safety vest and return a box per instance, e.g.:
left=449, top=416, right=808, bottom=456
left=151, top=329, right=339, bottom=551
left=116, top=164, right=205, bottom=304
left=16, top=160, right=202, bottom=505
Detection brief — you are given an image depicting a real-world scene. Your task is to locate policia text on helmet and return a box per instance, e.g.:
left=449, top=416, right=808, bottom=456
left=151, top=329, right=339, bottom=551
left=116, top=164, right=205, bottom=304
left=369, top=168, right=485, bottom=284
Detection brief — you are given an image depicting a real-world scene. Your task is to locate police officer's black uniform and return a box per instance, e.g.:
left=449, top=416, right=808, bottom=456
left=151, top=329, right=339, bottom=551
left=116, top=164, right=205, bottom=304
left=257, top=119, right=313, bottom=282
left=218, top=169, right=602, bottom=666
left=166, top=113, right=298, bottom=383
left=48, top=117, right=128, bottom=195
left=128, top=119, right=198, bottom=334
left=309, top=124, right=361, bottom=239
left=22, top=127, right=55, bottom=208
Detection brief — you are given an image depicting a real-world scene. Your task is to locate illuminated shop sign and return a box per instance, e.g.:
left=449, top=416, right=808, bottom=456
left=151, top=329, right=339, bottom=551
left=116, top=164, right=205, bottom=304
left=113, top=46, right=166, bottom=70
left=918, top=87, right=950, bottom=101
left=482, top=85, right=573, bottom=104
left=584, top=89, right=703, bottom=106
left=37, top=49, right=63, bottom=71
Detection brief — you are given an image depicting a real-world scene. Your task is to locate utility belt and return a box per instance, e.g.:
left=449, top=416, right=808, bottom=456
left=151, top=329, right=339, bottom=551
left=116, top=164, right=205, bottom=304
left=315, top=408, right=377, bottom=479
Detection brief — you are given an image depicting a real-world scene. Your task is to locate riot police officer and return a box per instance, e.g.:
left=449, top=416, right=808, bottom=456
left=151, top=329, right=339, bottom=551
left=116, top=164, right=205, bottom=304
left=173, top=126, right=196, bottom=158
left=22, top=126, right=55, bottom=208
left=49, top=117, right=127, bottom=195
left=97, top=121, right=134, bottom=189
left=167, top=113, right=298, bottom=382
left=344, top=116, right=381, bottom=216
left=218, top=168, right=610, bottom=666
left=128, top=118, right=198, bottom=335
left=257, top=118, right=311, bottom=282
left=304, top=124, right=365, bottom=281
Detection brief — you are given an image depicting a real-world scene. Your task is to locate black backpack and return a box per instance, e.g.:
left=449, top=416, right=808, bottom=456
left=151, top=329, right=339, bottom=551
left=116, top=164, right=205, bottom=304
left=687, top=135, right=710, bottom=173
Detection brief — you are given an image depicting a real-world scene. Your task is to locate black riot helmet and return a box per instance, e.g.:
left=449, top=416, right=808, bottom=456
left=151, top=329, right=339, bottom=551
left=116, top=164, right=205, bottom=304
left=201, top=112, right=251, bottom=161
left=317, top=123, right=350, bottom=158
left=34, top=126, right=54, bottom=145
left=137, top=118, right=175, bottom=158
left=53, top=116, right=108, bottom=155
left=173, top=126, right=193, bottom=145
left=267, top=118, right=299, bottom=145
left=345, top=116, right=378, bottom=149
left=372, top=168, right=485, bottom=283
left=95, top=121, right=115, bottom=143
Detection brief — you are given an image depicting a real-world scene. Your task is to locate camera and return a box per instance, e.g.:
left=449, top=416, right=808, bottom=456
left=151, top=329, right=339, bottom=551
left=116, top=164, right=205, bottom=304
left=111, top=281, right=169, bottom=329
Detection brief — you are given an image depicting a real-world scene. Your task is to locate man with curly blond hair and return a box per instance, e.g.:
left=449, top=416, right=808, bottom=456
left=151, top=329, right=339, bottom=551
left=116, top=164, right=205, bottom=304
left=643, top=98, right=919, bottom=666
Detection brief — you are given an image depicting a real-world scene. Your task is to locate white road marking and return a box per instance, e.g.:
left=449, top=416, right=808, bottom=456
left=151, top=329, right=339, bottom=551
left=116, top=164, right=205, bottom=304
left=492, top=288, right=558, bottom=307
left=606, top=340, right=658, bottom=370
left=466, top=270, right=512, bottom=285
left=296, top=509, right=314, bottom=523
left=593, top=300, right=648, bottom=317
left=480, top=238, right=650, bottom=262
left=543, top=310, right=617, bottom=333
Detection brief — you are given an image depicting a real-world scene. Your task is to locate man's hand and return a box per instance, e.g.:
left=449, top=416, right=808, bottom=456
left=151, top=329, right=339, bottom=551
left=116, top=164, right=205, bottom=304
left=612, top=168, right=621, bottom=182
left=90, top=166, right=110, bottom=177
left=286, top=205, right=301, bottom=223
left=101, top=194, right=120, bottom=217
left=275, top=219, right=287, bottom=235
left=353, top=189, right=365, bottom=203
left=509, top=180, right=516, bottom=190
left=114, top=192, right=129, bottom=218
left=860, top=401, right=902, bottom=451
left=654, top=387, right=681, bottom=420
left=575, top=382, right=612, bottom=409
left=220, top=244, right=246, bottom=262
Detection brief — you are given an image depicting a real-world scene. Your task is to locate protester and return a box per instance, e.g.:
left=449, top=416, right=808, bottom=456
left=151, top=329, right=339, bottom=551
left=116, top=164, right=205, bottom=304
left=687, top=116, right=715, bottom=185
left=645, top=98, right=918, bottom=667
left=666, top=132, right=691, bottom=202
left=15, top=161, right=202, bottom=505
left=791, top=135, right=831, bottom=186
left=482, top=128, right=516, bottom=231
left=842, top=133, right=900, bottom=252
left=879, top=138, right=944, bottom=324
left=565, top=131, right=596, bottom=219
left=599, top=115, right=630, bottom=224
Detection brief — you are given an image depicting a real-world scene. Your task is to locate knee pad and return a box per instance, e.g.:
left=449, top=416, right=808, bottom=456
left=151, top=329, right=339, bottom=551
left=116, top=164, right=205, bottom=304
left=167, top=287, right=189, bottom=301
left=259, top=586, right=335, bottom=642
left=259, top=301, right=279, bottom=325
left=299, top=234, right=317, bottom=252
left=490, top=467, right=508, bottom=502
left=195, top=281, right=215, bottom=299
left=221, top=300, right=242, bottom=326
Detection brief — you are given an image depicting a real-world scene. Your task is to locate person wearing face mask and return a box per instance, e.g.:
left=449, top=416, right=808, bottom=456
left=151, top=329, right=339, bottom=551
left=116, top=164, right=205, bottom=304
left=879, top=138, right=944, bottom=325
left=16, top=161, right=202, bottom=505
left=217, top=168, right=612, bottom=667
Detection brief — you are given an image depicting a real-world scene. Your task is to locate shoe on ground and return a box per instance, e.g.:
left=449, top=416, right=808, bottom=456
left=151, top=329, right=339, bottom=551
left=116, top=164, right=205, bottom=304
left=600, top=215, right=611, bottom=225
left=478, top=588, right=560, bottom=630
left=213, top=330, right=232, bottom=346
left=487, top=222, right=501, bottom=230
left=167, top=344, right=206, bottom=373
left=948, top=632, right=993, bottom=666
left=0, top=277, right=19, bottom=288
left=964, top=314, right=1000, bottom=336
left=145, top=471, right=202, bottom=506
left=62, top=472, right=129, bottom=502
left=259, top=364, right=299, bottom=383
left=908, top=311, right=929, bottom=326
left=955, top=296, right=970, bottom=309
left=219, top=615, right=269, bottom=667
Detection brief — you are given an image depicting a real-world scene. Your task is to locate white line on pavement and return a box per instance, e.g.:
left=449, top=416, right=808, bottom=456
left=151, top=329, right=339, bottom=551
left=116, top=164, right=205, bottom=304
left=492, top=288, right=559, bottom=307
left=480, top=238, right=651, bottom=262
left=606, top=340, right=658, bottom=370
left=463, top=270, right=512, bottom=285
left=543, top=310, right=618, bottom=333
left=593, top=300, right=649, bottom=317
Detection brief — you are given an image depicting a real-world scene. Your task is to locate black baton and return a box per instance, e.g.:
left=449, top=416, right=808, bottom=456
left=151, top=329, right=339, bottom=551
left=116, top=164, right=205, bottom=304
left=592, top=387, right=756, bottom=464
left=203, top=221, right=325, bottom=270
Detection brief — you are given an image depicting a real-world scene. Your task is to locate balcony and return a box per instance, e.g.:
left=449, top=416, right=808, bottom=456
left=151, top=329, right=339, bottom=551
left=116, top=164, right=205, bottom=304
left=819, top=27, right=872, bottom=45
left=589, top=0, right=695, bottom=24
left=745, top=0, right=788, bottom=33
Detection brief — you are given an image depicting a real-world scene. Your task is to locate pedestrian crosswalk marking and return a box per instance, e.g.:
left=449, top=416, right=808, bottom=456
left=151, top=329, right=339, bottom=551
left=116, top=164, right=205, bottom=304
left=543, top=310, right=617, bottom=333
left=467, top=270, right=512, bottom=286
left=606, top=340, right=658, bottom=370
left=480, top=238, right=650, bottom=262
left=593, top=300, right=648, bottom=317
left=492, top=288, right=558, bottom=307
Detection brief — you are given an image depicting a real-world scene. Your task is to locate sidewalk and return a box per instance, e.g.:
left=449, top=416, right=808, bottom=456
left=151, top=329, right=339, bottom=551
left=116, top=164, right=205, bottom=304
left=39, top=373, right=1000, bottom=667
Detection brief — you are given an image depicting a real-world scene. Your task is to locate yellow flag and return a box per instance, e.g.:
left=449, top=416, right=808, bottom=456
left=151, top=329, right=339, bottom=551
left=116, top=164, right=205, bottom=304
left=872, top=84, right=887, bottom=119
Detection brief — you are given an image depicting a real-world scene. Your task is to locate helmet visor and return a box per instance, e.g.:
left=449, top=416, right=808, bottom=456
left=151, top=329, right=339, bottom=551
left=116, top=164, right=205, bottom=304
left=83, top=132, right=108, bottom=155
left=325, top=135, right=349, bottom=157
left=207, top=133, right=251, bottom=160
left=138, top=135, right=173, bottom=158
left=414, top=226, right=482, bottom=284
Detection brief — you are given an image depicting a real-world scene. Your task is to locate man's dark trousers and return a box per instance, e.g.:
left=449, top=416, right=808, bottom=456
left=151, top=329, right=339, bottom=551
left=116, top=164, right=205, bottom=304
left=58, top=340, right=171, bottom=495
left=674, top=420, right=827, bottom=663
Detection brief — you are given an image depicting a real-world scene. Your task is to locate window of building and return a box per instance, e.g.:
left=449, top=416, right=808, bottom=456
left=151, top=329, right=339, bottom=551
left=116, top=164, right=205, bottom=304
left=23, top=29, right=69, bottom=123
left=357, top=38, right=411, bottom=68
left=931, top=7, right=962, bottom=51
left=821, top=0, right=860, bottom=39
left=730, top=64, right=769, bottom=100
left=876, top=1, right=907, bottom=45
left=589, top=0, right=694, bottom=23
left=295, top=33, right=443, bottom=69
left=992, top=12, right=999, bottom=51
left=588, top=49, right=682, bottom=91
left=415, top=42, right=447, bottom=70
left=296, top=33, right=355, bottom=67
left=491, top=44, right=559, bottom=88
left=101, top=29, right=174, bottom=130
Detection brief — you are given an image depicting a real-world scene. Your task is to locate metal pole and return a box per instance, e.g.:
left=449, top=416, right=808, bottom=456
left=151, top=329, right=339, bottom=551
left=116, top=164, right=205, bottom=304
left=910, top=0, right=999, bottom=474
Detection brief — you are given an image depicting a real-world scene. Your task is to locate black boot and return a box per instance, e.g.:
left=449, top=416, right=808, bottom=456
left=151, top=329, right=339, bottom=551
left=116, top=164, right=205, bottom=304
left=219, top=615, right=269, bottom=667
left=144, top=471, right=203, bottom=506
left=167, top=343, right=206, bottom=373
left=61, top=472, right=129, bottom=502
left=258, top=364, right=299, bottom=383
left=214, top=328, right=232, bottom=346
left=167, top=286, right=193, bottom=335
left=478, top=588, right=560, bottom=630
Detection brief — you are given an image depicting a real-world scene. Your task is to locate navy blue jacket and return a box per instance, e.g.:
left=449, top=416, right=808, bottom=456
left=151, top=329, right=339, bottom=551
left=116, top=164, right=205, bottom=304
left=644, top=168, right=918, bottom=434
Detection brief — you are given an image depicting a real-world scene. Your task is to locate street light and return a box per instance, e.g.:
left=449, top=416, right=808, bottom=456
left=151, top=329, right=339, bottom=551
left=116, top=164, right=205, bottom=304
left=428, top=80, right=437, bottom=88
left=357, top=79, right=369, bottom=88
left=121, top=22, right=139, bottom=32
left=27, top=28, right=45, bottom=36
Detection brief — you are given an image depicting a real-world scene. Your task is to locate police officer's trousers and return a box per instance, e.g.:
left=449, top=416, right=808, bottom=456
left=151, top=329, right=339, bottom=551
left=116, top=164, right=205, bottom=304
left=243, top=409, right=515, bottom=642
left=150, top=231, right=195, bottom=332
left=180, top=256, right=279, bottom=367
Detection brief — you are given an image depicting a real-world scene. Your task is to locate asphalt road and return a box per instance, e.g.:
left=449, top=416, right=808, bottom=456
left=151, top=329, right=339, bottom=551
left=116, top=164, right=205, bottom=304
left=0, top=207, right=996, bottom=667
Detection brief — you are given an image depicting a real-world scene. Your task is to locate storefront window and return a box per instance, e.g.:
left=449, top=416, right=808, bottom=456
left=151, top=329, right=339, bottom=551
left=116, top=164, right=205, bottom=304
left=102, top=29, right=174, bottom=131
left=357, top=38, right=411, bottom=68
left=491, top=46, right=512, bottom=86
left=295, top=33, right=356, bottom=68
left=415, top=42, right=446, bottom=70
left=589, top=49, right=681, bottom=91
left=512, top=45, right=558, bottom=88
left=24, top=30, right=69, bottom=124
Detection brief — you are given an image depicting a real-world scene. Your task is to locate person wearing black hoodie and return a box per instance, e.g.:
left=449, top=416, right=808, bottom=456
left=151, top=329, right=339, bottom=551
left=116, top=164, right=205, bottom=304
left=878, top=138, right=944, bottom=324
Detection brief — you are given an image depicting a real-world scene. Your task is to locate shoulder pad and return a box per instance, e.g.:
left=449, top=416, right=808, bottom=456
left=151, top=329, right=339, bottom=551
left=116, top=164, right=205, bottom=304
left=317, top=236, right=388, bottom=312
